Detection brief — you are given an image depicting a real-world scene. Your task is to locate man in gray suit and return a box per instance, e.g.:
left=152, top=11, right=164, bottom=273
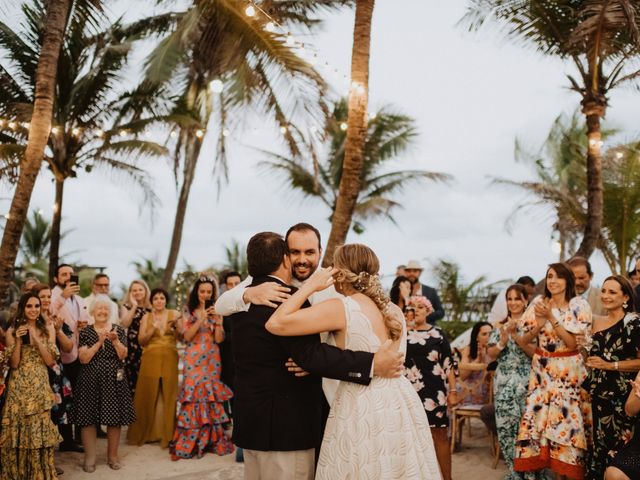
left=567, top=256, right=606, bottom=316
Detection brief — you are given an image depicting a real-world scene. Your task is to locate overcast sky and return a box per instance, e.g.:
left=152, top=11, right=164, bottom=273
left=2, top=0, right=638, bottom=291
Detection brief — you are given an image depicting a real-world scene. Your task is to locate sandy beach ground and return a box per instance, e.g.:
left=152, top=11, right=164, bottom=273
left=57, top=419, right=507, bottom=479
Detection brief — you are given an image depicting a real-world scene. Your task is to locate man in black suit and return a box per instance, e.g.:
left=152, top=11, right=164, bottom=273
left=232, top=232, right=402, bottom=480
left=404, top=259, right=445, bottom=324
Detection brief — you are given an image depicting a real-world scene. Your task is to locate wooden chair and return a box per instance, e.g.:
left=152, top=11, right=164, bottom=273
left=450, top=371, right=499, bottom=460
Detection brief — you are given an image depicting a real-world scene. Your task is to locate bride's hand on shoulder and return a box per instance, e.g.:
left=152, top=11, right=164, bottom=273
left=305, top=267, right=337, bottom=293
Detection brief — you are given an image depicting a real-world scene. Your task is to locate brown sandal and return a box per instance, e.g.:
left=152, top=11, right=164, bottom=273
left=107, top=459, right=121, bottom=470
left=82, top=464, right=95, bottom=473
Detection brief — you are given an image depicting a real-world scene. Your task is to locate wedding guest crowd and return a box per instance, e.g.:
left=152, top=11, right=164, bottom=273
left=0, top=250, right=639, bottom=479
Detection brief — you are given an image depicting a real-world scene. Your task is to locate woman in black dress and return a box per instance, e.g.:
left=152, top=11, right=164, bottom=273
left=75, top=295, right=135, bottom=472
left=403, top=295, right=458, bottom=480
left=120, top=279, right=151, bottom=395
left=581, top=276, right=640, bottom=479
left=606, top=369, right=640, bottom=480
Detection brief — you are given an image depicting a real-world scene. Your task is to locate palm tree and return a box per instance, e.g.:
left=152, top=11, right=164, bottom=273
left=494, top=112, right=638, bottom=274
left=262, top=98, right=451, bottom=233
left=462, top=0, right=640, bottom=259
left=0, top=0, right=72, bottom=305
left=599, top=144, right=640, bottom=274
left=18, top=210, right=52, bottom=280
left=323, top=0, right=375, bottom=265
left=0, top=0, right=166, bottom=281
left=131, top=256, right=165, bottom=289
left=119, top=0, right=350, bottom=289
left=223, top=239, right=248, bottom=278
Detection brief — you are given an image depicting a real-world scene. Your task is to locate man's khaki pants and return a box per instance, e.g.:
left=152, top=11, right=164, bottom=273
left=243, top=448, right=315, bottom=480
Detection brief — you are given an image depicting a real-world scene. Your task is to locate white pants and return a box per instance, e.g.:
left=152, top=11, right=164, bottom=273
left=243, top=448, right=315, bottom=480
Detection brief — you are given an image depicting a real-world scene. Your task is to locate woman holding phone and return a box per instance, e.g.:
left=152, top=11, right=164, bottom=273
left=128, top=288, right=181, bottom=448
left=170, top=276, right=233, bottom=460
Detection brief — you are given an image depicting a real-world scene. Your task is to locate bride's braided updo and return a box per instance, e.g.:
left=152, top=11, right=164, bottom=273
left=333, top=244, right=402, bottom=341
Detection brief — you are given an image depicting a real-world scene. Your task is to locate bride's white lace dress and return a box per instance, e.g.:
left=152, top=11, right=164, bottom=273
left=316, top=296, right=442, bottom=479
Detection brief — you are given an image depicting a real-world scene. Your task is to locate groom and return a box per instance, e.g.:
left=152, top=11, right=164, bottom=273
left=231, top=232, right=401, bottom=480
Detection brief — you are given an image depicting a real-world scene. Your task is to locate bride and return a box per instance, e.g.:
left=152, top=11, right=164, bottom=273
left=266, top=243, right=442, bottom=479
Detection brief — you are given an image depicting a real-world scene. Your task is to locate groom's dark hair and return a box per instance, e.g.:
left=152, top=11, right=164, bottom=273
left=285, top=223, right=322, bottom=251
left=247, top=232, right=289, bottom=277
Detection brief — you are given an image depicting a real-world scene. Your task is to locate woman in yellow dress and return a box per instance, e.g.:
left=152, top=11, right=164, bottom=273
left=127, top=288, right=181, bottom=447
left=0, top=292, right=61, bottom=479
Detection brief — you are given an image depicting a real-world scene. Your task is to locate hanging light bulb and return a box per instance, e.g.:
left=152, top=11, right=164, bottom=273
left=615, top=151, right=624, bottom=159
left=245, top=5, right=256, bottom=17
left=340, top=122, right=348, bottom=131
left=119, top=129, right=127, bottom=137
left=8, top=121, right=16, bottom=130
left=195, top=129, right=204, bottom=139
left=72, top=127, right=81, bottom=136
left=170, top=131, right=178, bottom=138
left=280, top=126, right=288, bottom=134
left=95, top=129, right=104, bottom=138
left=265, top=22, right=276, bottom=32
left=210, top=78, right=224, bottom=93
left=51, top=126, right=59, bottom=135
left=222, top=129, right=230, bottom=137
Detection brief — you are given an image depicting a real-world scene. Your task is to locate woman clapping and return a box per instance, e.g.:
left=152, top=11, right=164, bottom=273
left=582, top=276, right=640, bottom=479
left=0, top=293, right=61, bottom=479
left=75, top=295, right=135, bottom=472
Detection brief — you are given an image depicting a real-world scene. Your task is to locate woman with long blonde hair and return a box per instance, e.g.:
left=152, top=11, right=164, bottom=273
left=120, top=279, right=151, bottom=395
left=266, top=243, right=441, bottom=479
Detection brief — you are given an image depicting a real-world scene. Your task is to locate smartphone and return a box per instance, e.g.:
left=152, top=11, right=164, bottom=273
left=69, top=274, right=79, bottom=286
left=204, top=299, right=214, bottom=310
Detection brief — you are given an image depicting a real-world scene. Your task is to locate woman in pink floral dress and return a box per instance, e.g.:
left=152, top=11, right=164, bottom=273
left=514, top=263, right=592, bottom=480
left=170, top=277, right=233, bottom=460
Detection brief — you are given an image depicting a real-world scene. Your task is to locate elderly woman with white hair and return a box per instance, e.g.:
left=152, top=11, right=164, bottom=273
left=74, top=294, right=136, bottom=473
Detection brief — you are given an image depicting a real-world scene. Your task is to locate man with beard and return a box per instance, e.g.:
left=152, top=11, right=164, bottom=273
left=215, top=223, right=404, bottom=403
left=404, top=260, right=445, bottom=324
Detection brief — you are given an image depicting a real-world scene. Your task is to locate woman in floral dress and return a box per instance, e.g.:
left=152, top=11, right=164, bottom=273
left=404, top=295, right=458, bottom=480
left=581, top=276, right=640, bottom=480
left=34, top=284, right=75, bottom=459
left=486, top=284, right=539, bottom=480
left=514, top=263, right=592, bottom=480
left=121, top=279, right=151, bottom=395
left=170, top=277, right=233, bottom=460
left=0, top=293, right=61, bottom=480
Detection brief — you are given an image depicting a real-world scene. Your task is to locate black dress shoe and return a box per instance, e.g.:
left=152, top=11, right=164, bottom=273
left=59, top=442, right=84, bottom=453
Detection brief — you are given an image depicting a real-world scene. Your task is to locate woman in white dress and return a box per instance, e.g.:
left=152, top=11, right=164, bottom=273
left=266, top=243, right=442, bottom=479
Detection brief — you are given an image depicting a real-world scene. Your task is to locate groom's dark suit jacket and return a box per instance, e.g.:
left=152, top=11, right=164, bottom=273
left=231, top=275, right=374, bottom=452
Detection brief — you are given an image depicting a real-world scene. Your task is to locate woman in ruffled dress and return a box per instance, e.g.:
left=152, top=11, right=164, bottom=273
left=514, top=263, right=592, bottom=480
left=0, top=292, right=61, bottom=479
left=170, top=276, right=233, bottom=460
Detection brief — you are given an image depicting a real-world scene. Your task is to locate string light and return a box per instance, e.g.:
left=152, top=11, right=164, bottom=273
left=615, top=151, right=624, bottom=159
left=119, top=129, right=127, bottom=137
left=71, top=127, right=81, bottom=136
left=280, top=126, right=288, bottom=134
left=340, top=122, right=348, bottom=131
left=210, top=78, right=224, bottom=93
left=170, top=131, right=178, bottom=138
left=8, top=122, right=16, bottom=130
left=95, top=129, right=104, bottom=138
left=222, top=129, right=230, bottom=137
left=195, top=129, right=204, bottom=139
left=51, top=127, right=59, bottom=135
left=265, top=22, right=276, bottom=32
left=245, top=5, right=256, bottom=17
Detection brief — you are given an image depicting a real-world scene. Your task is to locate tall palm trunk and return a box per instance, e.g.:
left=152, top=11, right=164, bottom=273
left=0, top=0, right=71, bottom=305
left=161, top=135, right=202, bottom=289
left=575, top=99, right=605, bottom=259
left=322, top=0, right=375, bottom=266
left=48, top=176, right=65, bottom=281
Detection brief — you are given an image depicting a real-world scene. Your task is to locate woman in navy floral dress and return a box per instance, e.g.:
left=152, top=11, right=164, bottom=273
left=404, top=295, right=458, bottom=480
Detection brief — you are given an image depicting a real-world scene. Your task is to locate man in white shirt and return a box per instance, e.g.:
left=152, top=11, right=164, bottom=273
left=50, top=263, right=89, bottom=452
left=84, top=273, right=120, bottom=325
left=215, top=223, right=404, bottom=396
left=567, top=256, right=606, bottom=316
